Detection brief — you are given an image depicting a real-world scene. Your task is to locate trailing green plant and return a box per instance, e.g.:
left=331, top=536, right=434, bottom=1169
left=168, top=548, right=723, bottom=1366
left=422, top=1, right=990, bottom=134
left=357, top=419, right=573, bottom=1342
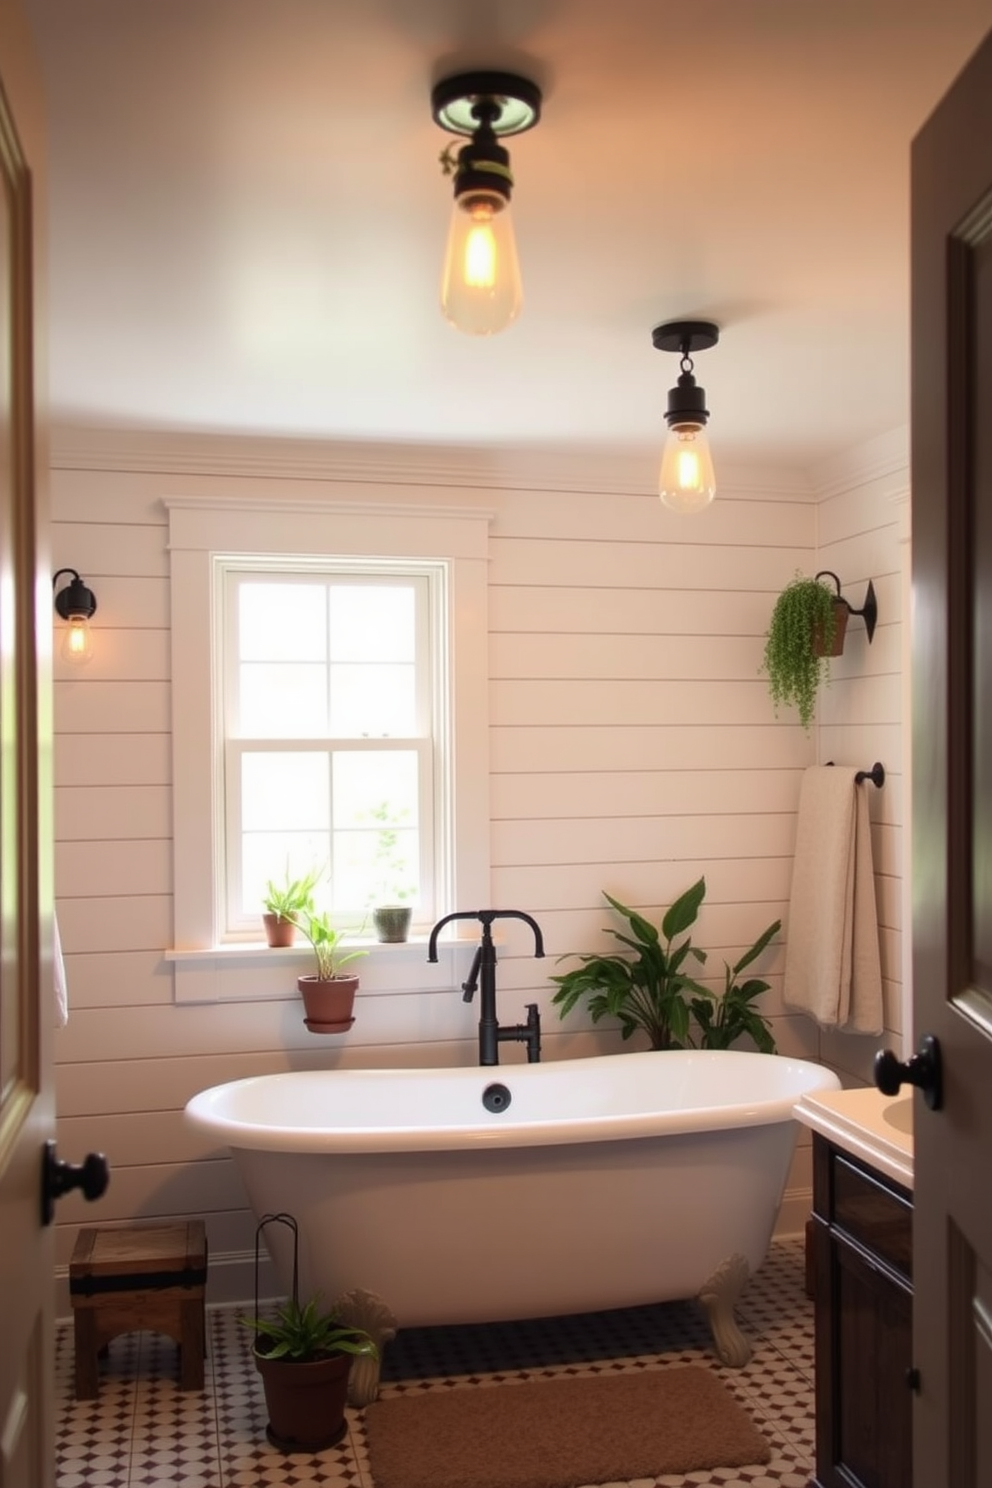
left=262, top=862, right=323, bottom=922
left=241, top=1295, right=378, bottom=1364
left=760, top=571, right=838, bottom=732
left=549, top=877, right=781, bottom=1052
left=290, top=907, right=368, bottom=981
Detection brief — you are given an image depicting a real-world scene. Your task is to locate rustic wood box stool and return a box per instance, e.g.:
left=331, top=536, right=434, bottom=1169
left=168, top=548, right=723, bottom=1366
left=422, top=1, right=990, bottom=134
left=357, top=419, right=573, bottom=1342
left=69, top=1220, right=207, bottom=1400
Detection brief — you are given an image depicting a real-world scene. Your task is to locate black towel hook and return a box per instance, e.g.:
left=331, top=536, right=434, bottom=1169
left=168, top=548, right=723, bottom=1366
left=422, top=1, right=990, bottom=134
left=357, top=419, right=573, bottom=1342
left=815, top=570, right=878, bottom=644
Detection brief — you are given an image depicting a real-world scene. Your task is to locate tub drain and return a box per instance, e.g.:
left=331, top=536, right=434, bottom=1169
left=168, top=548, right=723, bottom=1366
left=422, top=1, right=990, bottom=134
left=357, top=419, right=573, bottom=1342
left=482, top=1082, right=511, bottom=1113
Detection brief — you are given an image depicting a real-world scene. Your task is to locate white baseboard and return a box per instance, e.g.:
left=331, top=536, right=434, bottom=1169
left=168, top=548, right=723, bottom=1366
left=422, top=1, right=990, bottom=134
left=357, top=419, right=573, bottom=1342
left=774, top=1186, right=813, bottom=1241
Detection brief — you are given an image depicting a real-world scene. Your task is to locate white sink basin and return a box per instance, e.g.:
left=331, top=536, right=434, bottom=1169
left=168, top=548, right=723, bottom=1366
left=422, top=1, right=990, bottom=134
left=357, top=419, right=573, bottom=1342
left=882, top=1094, right=913, bottom=1137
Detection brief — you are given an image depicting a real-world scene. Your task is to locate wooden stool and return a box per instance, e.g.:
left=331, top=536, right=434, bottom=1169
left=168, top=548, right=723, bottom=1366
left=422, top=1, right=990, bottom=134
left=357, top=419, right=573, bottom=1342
left=69, top=1221, right=207, bottom=1400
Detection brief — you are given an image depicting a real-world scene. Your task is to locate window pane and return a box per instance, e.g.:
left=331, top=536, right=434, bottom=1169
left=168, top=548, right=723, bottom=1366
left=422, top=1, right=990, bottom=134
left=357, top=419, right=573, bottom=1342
left=329, top=663, right=415, bottom=735
left=240, top=662, right=328, bottom=736
left=239, top=583, right=327, bottom=661
left=330, top=586, right=415, bottom=662
left=242, top=752, right=329, bottom=830
left=242, top=833, right=331, bottom=917
left=332, top=752, right=420, bottom=908
left=333, top=827, right=419, bottom=911
left=240, top=753, right=331, bottom=915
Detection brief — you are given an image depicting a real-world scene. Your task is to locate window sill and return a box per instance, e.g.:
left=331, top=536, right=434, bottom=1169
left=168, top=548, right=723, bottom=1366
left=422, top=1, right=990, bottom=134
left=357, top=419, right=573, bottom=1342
left=166, top=936, right=476, bottom=1004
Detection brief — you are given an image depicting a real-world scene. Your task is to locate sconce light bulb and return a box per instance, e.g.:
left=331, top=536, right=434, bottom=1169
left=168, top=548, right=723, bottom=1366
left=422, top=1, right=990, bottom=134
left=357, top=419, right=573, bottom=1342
left=440, top=191, right=522, bottom=336
left=60, top=615, right=95, bottom=666
left=659, top=424, right=716, bottom=513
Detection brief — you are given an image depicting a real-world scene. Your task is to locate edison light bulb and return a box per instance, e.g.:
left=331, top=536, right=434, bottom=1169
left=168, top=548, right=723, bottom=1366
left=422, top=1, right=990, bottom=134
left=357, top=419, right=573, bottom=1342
left=60, top=615, right=95, bottom=665
left=659, top=425, right=716, bottom=513
left=440, top=191, right=522, bottom=336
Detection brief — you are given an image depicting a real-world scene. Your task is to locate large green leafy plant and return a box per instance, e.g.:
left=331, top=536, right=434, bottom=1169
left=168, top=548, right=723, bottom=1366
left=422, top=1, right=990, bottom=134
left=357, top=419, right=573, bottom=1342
left=550, top=877, right=781, bottom=1052
left=760, top=572, right=839, bottom=732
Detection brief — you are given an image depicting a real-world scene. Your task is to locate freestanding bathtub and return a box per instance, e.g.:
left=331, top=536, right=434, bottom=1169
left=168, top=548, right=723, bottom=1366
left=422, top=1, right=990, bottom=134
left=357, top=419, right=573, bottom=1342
left=186, top=1049, right=838, bottom=1398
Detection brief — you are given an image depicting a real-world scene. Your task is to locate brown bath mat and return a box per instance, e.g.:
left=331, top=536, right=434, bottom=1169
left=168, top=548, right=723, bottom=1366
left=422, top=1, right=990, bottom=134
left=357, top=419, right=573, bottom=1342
left=363, top=1363, right=771, bottom=1488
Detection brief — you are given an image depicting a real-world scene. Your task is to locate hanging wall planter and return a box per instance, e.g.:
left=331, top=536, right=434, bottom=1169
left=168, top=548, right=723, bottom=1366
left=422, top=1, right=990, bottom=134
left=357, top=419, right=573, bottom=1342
left=760, top=570, right=877, bottom=732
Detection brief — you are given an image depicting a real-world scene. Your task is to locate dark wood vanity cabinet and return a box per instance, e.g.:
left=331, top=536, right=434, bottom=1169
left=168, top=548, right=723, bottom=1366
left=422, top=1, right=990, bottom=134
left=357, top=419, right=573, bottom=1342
left=809, top=1133, right=914, bottom=1488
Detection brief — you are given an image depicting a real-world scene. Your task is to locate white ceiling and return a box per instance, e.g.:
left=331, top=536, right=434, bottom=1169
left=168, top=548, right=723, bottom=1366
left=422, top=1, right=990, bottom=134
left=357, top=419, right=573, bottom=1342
left=22, top=0, right=992, bottom=470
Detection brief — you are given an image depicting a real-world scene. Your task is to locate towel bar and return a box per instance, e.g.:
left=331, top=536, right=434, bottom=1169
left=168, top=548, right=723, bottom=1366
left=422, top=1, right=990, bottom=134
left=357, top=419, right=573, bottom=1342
left=826, top=760, right=885, bottom=788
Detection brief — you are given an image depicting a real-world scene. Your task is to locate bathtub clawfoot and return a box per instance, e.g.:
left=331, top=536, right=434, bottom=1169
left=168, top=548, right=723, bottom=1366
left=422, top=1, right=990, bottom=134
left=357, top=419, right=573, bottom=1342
left=697, top=1252, right=752, bottom=1367
left=333, top=1288, right=397, bottom=1405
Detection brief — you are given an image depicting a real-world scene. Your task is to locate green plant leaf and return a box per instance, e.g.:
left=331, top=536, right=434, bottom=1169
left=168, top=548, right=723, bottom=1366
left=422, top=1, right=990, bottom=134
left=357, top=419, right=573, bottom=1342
left=661, top=876, right=706, bottom=940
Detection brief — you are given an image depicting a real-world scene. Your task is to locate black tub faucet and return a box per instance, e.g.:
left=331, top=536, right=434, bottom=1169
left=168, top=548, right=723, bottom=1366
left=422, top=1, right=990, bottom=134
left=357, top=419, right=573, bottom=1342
left=427, top=909, right=545, bottom=1066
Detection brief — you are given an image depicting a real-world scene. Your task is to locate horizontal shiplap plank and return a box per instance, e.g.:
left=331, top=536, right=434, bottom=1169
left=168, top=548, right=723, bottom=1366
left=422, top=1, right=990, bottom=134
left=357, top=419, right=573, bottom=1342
left=54, top=732, right=172, bottom=787
left=492, top=723, right=814, bottom=773
left=490, top=586, right=795, bottom=637
left=56, top=785, right=172, bottom=842
left=490, top=537, right=807, bottom=592
left=491, top=769, right=804, bottom=821
left=54, top=680, right=171, bottom=734
left=51, top=470, right=172, bottom=526
left=54, top=522, right=169, bottom=578
left=56, top=839, right=172, bottom=898
left=54, top=894, right=172, bottom=954
left=492, top=812, right=796, bottom=868
left=490, top=633, right=764, bottom=682
left=57, top=950, right=173, bottom=1009
left=492, top=489, right=814, bottom=546
left=492, top=679, right=784, bottom=728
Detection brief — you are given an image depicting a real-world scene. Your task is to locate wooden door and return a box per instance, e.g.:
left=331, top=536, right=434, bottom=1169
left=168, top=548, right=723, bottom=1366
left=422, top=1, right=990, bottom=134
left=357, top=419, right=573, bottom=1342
left=911, top=21, right=992, bottom=1487
left=0, top=10, right=53, bottom=1487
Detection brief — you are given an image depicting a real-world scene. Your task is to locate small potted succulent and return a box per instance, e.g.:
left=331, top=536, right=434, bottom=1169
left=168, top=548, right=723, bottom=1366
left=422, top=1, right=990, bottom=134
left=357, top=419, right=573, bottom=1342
left=760, top=571, right=848, bottom=732
left=290, top=907, right=368, bottom=1032
left=242, top=1215, right=378, bottom=1451
left=261, top=863, right=323, bottom=948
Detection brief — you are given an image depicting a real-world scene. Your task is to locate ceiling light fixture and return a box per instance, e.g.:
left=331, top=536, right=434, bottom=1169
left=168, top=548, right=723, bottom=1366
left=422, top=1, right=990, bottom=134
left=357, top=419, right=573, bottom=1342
left=432, top=70, right=542, bottom=336
left=652, top=320, right=720, bottom=513
left=53, top=568, right=98, bottom=665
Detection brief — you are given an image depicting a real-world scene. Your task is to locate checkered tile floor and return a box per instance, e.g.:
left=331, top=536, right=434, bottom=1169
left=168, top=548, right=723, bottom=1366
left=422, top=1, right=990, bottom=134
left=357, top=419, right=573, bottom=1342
left=56, top=1237, right=814, bottom=1487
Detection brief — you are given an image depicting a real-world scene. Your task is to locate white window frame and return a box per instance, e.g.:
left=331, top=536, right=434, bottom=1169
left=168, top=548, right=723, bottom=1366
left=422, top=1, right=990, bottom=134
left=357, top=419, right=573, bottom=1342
left=165, top=494, right=492, bottom=1003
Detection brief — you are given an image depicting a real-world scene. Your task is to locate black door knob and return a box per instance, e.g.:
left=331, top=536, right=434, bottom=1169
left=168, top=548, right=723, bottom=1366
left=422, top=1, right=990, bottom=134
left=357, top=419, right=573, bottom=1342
left=874, top=1032, right=942, bottom=1111
left=41, top=1139, right=110, bottom=1226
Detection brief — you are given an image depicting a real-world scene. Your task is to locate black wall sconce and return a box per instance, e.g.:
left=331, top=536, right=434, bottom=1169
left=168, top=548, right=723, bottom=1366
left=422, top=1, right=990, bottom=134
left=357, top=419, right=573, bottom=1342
left=53, top=568, right=97, bottom=665
left=815, top=570, right=877, bottom=646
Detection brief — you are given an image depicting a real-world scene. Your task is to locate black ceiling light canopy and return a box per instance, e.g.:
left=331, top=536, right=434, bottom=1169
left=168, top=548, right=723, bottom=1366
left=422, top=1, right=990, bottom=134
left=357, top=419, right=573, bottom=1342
left=651, top=319, right=720, bottom=513
left=431, top=70, right=543, bottom=337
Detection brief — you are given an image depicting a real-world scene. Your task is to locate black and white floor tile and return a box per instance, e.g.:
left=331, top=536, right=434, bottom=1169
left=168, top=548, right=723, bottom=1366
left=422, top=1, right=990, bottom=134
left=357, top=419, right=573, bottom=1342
left=56, top=1237, right=815, bottom=1488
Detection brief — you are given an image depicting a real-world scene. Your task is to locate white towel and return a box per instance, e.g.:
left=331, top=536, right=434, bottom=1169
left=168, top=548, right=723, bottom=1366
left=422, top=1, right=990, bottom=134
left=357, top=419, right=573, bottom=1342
left=782, top=766, right=883, bottom=1034
left=54, top=911, right=68, bottom=1028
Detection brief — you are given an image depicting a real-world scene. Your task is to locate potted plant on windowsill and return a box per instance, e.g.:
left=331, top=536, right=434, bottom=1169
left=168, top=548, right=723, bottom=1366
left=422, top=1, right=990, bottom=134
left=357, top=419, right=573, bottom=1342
left=760, top=571, right=847, bottom=732
left=549, top=877, right=781, bottom=1052
left=261, top=863, right=323, bottom=948
left=242, top=1214, right=378, bottom=1451
left=290, top=908, right=368, bottom=1033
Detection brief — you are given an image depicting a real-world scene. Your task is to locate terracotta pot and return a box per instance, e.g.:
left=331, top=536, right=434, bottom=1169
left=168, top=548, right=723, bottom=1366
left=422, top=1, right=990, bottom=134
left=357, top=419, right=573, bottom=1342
left=263, top=912, right=297, bottom=948
left=298, top=974, right=359, bottom=1033
left=812, top=599, right=849, bottom=658
left=254, top=1347, right=352, bottom=1450
left=372, top=905, right=412, bottom=943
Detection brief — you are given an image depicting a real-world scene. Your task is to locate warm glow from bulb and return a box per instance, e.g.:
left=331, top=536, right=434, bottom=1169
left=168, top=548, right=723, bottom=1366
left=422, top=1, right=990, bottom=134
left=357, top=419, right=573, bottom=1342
left=463, top=203, right=497, bottom=288
left=60, top=616, right=95, bottom=665
left=659, top=425, right=716, bottom=513
left=440, top=190, right=522, bottom=336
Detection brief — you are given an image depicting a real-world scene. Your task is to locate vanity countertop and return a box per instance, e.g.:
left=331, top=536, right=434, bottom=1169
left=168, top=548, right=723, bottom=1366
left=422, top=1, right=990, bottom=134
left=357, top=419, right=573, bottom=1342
left=794, top=1084, right=914, bottom=1191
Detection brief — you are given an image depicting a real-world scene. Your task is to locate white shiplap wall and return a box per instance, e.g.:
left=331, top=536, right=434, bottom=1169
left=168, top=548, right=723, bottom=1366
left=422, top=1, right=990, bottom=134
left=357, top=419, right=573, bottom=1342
left=51, top=429, right=906, bottom=1306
